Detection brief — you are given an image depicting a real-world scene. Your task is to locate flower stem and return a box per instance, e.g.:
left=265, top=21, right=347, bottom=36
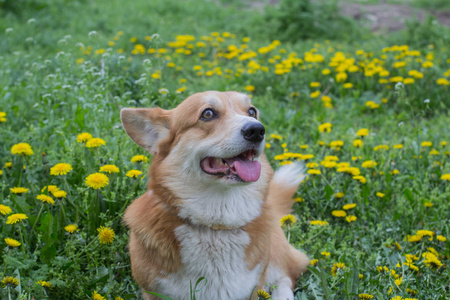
left=18, top=226, right=26, bottom=259
left=2, top=249, right=10, bottom=278
left=31, top=203, right=45, bottom=234
left=63, top=176, right=71, bottom=196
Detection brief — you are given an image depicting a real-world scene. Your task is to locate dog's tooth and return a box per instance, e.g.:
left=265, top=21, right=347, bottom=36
left=215, top=158, right=222, bottom=165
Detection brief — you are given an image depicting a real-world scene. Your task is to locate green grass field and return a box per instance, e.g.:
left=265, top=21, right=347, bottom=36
left=0, top=0, right=449, bottom=299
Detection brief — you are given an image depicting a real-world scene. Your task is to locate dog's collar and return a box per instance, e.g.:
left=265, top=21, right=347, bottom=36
left=184, top=218, right=243, bottom=231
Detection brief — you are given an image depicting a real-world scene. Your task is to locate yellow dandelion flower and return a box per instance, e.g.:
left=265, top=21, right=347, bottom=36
left=392, top=169, right=400, bottom=175
left=424, top=202, right=433, bottom=207
left=36, top=280, right=53, bottom=288
left=41, top=185, right=59, bottom=194
left=310, top=220, right=329, bottom=226
left=393, top=144, right=403, bottom=149
left=331, top=262, right=346, bottom=276
left=343, top=203, right=356, bottom=210
left=98, top=226, right=115, bottom=244
left=280, top=214, right=297, bottom=227
left=332, top=210, right=347, bottom=217
left=256, top=289, right=270, bottom=299
left=92, top=291, right=106, bottom=300
left=321, top=251, right=330, bottom=257
left=345, top=215, right=357, bottom=223
left=374, top=144, right=389, bottom=151
left=115, top=297, right=124, bottom=300
left=11, top=143, right=34, bottom=156
left=86, top=138, right=106, bottom=148
left=0, top=204, right=12, bottom=215
left=356, top=128, right=369, bottom=137
left=421, top=141, right=432, bottom=147
left=422, top=252, right=443, bottom=268
left=353, top=175, right=367, bottom=184
left=403, top=262, right=419, bottom=271
left=308, top=169, right=321, bottom=175
left=441, top=174, right=450, bottom=181
left=50, top=163, right=73, bottom=176
left=362, top=160, right=377, bottom=168
left=6, top=213, right=28, bottom=224
left=353, top=139, right=363, bottom=147
left=99, top=164, right=120, bottom=174
left=130, top=155, right=148, bottom=163
left=321, top=160, right=337, bottom=168
left=1, top=276, right=19, bottom=287
left=85, top=173, right=109, bottom=189
left=343, top=82, right=353, bottom=89
left=416, top=230, right=433, bottom=237
left=437, top=235, right=446, bottom=242
left=10, top=187, right=29, bottom=194
left=64, top=224, right=78, bottom=234
left=359, top=274, right=363, bottom=279
left=310, top=259, right=319, bottom=266
left=310, top=91, right=321, bottom=98
left=255, top=289, right=270, bottom=299
left=359, top=294, right=374, bottom=300
left=405, top=235, right=422, bottom=242
left=245, top=85, right=255, bottom=92
left=126, top=170, right=143, bottom=178
left=36, top=194, right=55, bottom=205
left=0, top=111, right=6, bottom=122
left=394, top=242, right=402, bottom=250
left=76, top=132, right=93, bottom=143
left=52, top=190, right=67, bottom=198
left=295, top=197, right=304, bottom=203
left=376, top=192, right=385, bottom=198
left=318, top=123, right=332, bottom=133
left=4, top=162, right=12, bottom=168
left=5, top=238, right=21, bottom=247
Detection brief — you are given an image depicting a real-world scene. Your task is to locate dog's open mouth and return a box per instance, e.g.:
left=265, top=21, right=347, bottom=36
left=200, top=149, right=261, bottom=182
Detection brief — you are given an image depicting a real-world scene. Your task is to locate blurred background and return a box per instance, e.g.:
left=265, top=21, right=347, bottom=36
left=1, top=0, right=449, bottom=55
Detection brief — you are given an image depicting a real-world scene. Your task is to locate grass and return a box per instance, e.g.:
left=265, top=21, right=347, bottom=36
left=0, top=0, right=449, bottom=299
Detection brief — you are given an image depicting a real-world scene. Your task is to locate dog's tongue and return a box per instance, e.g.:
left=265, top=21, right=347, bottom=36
left=225, top=157, right=261, bottom=182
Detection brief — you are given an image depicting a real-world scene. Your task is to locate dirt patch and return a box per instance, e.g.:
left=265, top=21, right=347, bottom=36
left=249, top=0, right=450, bottom=32
left=340, top=2, right=450, bottom=32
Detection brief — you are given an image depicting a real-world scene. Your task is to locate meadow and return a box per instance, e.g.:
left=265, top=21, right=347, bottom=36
left=0, top=0, right=449, bottom=299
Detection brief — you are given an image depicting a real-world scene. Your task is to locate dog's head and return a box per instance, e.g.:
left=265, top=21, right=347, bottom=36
left=121, top=91, right=272, bottom=227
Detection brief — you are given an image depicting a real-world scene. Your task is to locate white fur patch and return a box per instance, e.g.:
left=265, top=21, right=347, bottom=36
left=156, top=225, right=261, bottom=299
left=176, top=185, right=264, bottom=228
left=265, top=264, right=294, bottom=300
left=272, top=163, right=306, bottom=189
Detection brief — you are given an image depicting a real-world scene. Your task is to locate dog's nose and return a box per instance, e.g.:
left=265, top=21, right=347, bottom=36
left=241, top=122, right=265, bottom=143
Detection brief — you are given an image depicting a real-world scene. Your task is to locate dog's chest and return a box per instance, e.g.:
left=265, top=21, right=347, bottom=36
left=156, top=224, right=262, bottom=300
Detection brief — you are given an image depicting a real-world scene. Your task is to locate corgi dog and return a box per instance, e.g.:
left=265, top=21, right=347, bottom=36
left=120, top=91, right=309, bottom=300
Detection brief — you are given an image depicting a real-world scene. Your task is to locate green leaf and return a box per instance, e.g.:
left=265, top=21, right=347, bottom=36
left=308, top=266, right=332, bottom=300
left=403, top=188, right=414, bottom=204
left=144, top=291, right=174, bottom=300
left=37, top=212, right=57, bottom=263
left=75, top=105, right=85, bottom=130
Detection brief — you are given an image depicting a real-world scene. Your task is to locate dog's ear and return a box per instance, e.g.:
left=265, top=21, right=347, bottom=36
left=120, top=107, right=171, bottom=155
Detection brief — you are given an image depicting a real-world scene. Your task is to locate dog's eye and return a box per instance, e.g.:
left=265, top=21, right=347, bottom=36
left=200, top=108, right=216, bottom=120
left=248, top=107, right=257, bottom=119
